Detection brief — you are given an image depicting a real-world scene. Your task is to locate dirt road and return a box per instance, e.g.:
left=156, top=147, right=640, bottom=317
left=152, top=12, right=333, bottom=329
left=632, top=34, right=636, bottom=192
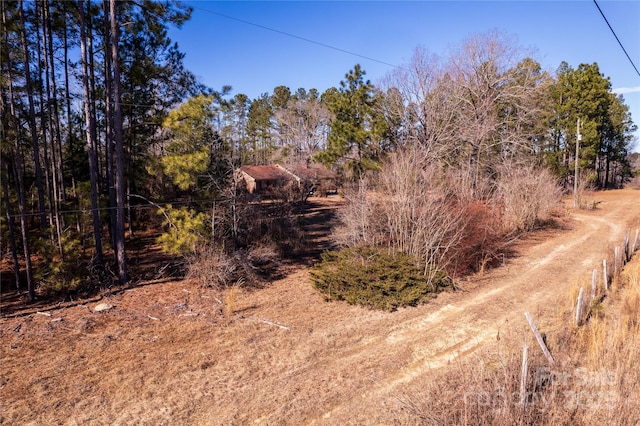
left=1, top=190, right=639, bottom=425
left=313, top=190, right=639, bottom=423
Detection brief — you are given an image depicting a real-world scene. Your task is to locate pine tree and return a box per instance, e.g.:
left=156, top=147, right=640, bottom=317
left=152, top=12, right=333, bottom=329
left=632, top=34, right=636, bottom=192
left=161, top=94, right=216, bottom=191
left=546, top=62, right=633, bottom=188
left=315, top=64, right=390, bottom=179
left=246, top=94, right=274, bottom=165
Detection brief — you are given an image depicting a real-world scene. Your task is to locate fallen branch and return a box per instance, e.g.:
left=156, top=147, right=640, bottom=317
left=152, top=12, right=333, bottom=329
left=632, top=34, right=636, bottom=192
left=245, top=316, right=290, bottom=330
left=2, top=295, right=104, bottom=319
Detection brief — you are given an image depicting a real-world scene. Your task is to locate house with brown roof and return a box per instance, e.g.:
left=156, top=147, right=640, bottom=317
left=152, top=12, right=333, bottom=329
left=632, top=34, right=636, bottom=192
left=238, top=162, right=339, bottom=199
left=238, top=165, right=293, bottom=194
left=276, top=163, right=339, bottom=196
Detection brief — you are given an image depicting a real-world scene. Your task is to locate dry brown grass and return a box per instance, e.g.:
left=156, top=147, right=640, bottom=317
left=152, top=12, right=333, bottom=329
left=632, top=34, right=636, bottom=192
left=1, top=191, right=638, bottom=425
left=393, top=252, right=640, bottom=425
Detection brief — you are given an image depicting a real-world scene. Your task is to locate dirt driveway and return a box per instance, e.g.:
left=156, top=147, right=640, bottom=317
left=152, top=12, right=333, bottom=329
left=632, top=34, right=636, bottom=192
left=1, top=190, right=639, bottom=425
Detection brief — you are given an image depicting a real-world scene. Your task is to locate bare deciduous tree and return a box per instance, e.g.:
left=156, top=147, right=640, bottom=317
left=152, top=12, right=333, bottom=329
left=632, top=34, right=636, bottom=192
left=273, top=94, right=331, bottom=163
left=334, top=178, right=380, bottom=248
left=382, top=31, right=551, bottom=193
left=380, top=47, right=459, bottom=157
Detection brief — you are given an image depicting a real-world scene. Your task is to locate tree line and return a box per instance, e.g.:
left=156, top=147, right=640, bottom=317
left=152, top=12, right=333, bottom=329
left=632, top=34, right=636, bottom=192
left=1, top=2, right=636, bottom=301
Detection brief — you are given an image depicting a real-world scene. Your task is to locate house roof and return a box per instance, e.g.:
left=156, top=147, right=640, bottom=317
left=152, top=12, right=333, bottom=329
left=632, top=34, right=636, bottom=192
left=240, top=165, right=292, bottom=181
left=278, top=163, right=338, bottom=181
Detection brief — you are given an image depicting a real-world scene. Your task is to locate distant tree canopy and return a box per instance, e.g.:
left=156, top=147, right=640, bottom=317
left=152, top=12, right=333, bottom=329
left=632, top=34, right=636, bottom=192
left=1, top=1, right=636, bottom=305
left=545, top=62, right=636, bottom=188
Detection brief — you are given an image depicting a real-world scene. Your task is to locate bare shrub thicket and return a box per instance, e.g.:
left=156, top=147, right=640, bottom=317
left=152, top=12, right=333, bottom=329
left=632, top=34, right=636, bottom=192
left=335, top=148, right=564, bottom=277
left=378, top=149, right=467, bottom=278
left=185, top=245, right=240, bottom=289
left=185, top=243, right=281, bottom=290
left=360, top=32, right=563, bottom=278
left=181, top=195, right=303, bottom=289
left=335, top=149, right=504, bottom=278
left=334, top=178, right=383, bottom=247
left=573, top=173, right=599, bottom=210
left=334, top=150, right=467, bottom=280
left=496, top=162, right=564, bottom=233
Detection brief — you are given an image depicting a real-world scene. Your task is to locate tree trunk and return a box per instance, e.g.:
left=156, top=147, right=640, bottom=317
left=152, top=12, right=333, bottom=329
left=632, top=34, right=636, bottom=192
left=12, top=153, right=36, bottom=301
left=47, top=0, right=66, bottom=202
left=604, top=150, right=611, bottom=189
left=35, top=0, right=56, bottom=232
left=34, top=3, right=53, bottom=233
left=110, top=0, right=128, bottom=284
left=18, top=0, right=48, bottom=232
left=63, top=2, right=82, bottom=236
left=2, top=168, right=22, bottom=290
left=78, top=0, right=104, bottom=267
left=0, top=13, right=23, bottom=290
left=103, top=0, right=117, bottom=249
left=87, top=10, right=101, bottom=189
left=39, top=0, right=65, bottom=255
left=44, top=0, right=67, bottom=226
left=3, top=50, right=36, bottom=300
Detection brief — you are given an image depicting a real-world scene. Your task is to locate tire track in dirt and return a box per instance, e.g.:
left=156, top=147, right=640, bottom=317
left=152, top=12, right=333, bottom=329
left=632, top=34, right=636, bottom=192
left=315, top=190, right=639, bottom=423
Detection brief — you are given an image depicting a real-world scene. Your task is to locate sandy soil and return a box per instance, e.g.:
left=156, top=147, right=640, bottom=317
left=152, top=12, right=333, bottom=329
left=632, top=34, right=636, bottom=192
left=1, top=189, right=639, bottom=425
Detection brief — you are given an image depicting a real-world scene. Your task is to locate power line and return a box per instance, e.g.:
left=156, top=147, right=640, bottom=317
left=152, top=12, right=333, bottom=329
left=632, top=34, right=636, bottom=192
left=188, top=3, right=408, bottom=73
left=593, top=0, right=640, bottom=78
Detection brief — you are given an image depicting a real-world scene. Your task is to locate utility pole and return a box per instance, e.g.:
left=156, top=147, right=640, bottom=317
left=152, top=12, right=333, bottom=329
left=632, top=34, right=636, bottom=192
left=573, top=117, right=582, bottom=208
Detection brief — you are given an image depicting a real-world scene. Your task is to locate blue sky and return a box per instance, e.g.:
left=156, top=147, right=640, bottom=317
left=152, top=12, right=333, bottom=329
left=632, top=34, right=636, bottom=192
left=168, top=1, right=640, bottom=150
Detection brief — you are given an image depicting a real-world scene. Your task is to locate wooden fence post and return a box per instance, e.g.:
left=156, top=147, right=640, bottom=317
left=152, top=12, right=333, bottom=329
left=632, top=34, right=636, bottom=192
left=603, top=259, right=608, bottom=291
left=576, top=288, right=584, bottom=326
left=524, top=312, right=555, bottom=365
left=614, top=246, right=620, bottom=277
left=624, top=229, right=630, bottom=263
left=633, top=228, right=639, bottom=254
left=591, top=269, right=597, bottom=300
left=520, top=345, right=529, bottom=406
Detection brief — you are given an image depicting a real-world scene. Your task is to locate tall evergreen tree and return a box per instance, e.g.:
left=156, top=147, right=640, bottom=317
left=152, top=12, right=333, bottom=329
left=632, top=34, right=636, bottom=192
left=545, top=62, right=632, bottom=188
left=599, top=93, right=636, bottom=187
left=78, top=0, right=104, bottom=267
left=161, top=94, right=216, bottom=191
left=224, top=93, right=249, bottom=164
left=109, top=0, right=128, bottom=283
left=316, top=64, right=390, bottom=179
left=246, top=94, right=274, bottom=165
left=1, top=0, right=201, bottom=297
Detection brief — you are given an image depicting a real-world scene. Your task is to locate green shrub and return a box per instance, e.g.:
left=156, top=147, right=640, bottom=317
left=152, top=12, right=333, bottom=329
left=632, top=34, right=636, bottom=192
left=157, top=204, right=208, bottom=255
left=310, top=246, right=452, bottom=311
left=37, top=230, right=92, bottom=295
